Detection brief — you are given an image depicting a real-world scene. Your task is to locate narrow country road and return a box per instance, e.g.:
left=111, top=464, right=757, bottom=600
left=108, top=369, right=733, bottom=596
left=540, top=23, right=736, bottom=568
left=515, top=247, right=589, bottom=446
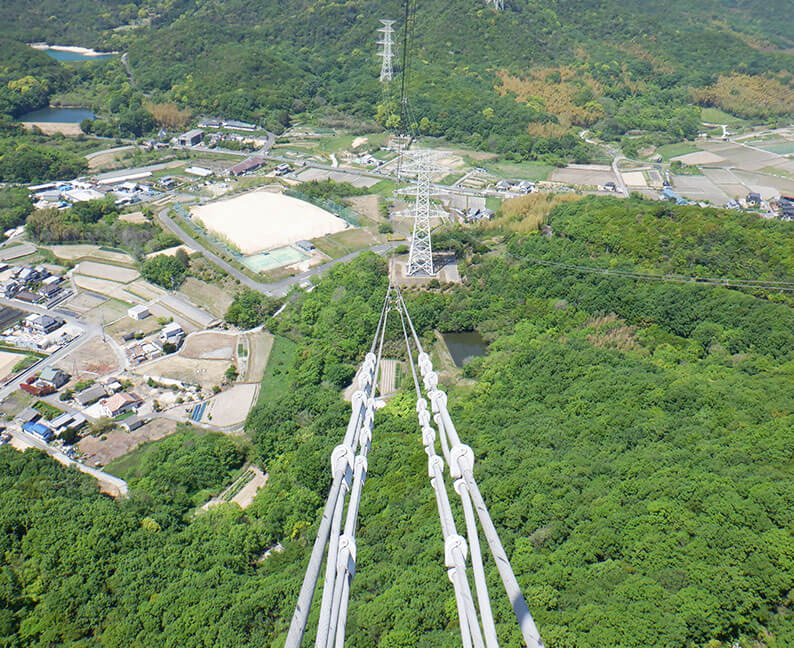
left=157, top=208, right=399, bottom=297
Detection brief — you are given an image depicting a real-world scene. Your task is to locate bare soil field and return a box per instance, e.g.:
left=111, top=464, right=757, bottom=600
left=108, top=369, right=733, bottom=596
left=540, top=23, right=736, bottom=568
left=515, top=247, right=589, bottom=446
left=55, top=338, right=120, bottom=378
left=181, top=332, right=237, bottom=360
left=47, top=245, right=135, bottom=265
left=118, top=211, right=148, bottom=224
left=243, top=332, right=273, bottom=383
left=179, top=278, right=234, bottom=318
left=671, top=151, right=724, bottom=165
left=622, top=171, right=648, bottom=187
left=145, top=244, right=191, bottom=258
left=133, top=355, right=229, bottom=387
left=0, top=351, right=24, bottom=381
left=75, top=261, right=140, bottom=283
left=191, top=190, right=348, bottom=254
left=105, top=314, right=162, bottom=341
left=346, top=195, right=381, bottom=222
left=204, top=383, right=258, bottom=427
left=671, top=174, right=733, bottom=204
left=550, top=165, right=616, bottom=187
left=0, top=243, right=36, bottom=261
left=73, top=275, right=131, bottom=303
left=63, top=293, right=108, bottom=316
left=22, top=122, right=82, bottom=136
left=78, top=418, right=178, bottom=467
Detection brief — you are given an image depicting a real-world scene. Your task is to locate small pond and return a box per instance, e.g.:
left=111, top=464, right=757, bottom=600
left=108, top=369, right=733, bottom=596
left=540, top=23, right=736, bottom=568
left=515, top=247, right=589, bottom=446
left=442, top=331, right=487, bottom=368
left=35, top=46, right=116, bottom=62
left=19, top=107, right=95, bottom=123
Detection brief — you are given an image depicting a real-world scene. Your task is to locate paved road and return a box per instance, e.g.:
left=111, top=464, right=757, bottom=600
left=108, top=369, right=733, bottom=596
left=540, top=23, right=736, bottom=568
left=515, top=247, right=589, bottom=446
left=157, top=208, right=399, bottom=297
left=6, top=426, right=128, bottom=496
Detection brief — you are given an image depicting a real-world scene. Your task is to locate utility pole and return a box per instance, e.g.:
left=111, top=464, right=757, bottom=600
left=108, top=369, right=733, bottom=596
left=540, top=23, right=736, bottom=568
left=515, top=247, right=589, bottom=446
left=377, top=20, right=396, bottom=82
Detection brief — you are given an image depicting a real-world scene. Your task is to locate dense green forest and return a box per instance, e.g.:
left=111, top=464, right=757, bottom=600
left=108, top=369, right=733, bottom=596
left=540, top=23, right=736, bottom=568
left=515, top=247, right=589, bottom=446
left=1, top=1, right=794, bottom=168
left=3, top=196, right=793, bottom=647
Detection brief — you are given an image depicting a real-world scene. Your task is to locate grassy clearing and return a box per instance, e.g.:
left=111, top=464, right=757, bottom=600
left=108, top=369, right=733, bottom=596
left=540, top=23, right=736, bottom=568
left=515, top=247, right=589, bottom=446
left=701, top=107, right=749, bottom=126
left=313, top=228, right=379, bottom=259
left=656, top=143, right=699, bottom=160
left=483, top=160, right=554, bottom=181
left=255, top=335, right=297, bottom=407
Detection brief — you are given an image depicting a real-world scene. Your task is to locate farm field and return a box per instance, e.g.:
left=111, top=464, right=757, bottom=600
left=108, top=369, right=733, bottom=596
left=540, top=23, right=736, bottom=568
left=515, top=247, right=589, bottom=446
left=191, top=190, right=348, bottom=254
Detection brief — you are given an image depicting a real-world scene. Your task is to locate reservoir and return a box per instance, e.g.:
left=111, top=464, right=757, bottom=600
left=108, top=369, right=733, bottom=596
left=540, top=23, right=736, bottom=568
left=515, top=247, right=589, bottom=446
left=442, top=331, right=487, bottom=367
left=33, top=46, right=116, bottom=62
left=19, top=107, right=95, bottom=123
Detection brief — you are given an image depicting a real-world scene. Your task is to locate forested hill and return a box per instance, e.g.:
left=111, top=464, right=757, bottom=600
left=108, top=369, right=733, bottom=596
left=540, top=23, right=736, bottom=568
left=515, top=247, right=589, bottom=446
left=2, top=197, right=794, bottom=647
left=2, top=0, right=794, bottom=161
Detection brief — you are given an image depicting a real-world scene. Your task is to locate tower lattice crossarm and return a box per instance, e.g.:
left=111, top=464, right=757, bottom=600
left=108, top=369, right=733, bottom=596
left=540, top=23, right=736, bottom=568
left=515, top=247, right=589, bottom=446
left=377, top=19, right=396, bottom=82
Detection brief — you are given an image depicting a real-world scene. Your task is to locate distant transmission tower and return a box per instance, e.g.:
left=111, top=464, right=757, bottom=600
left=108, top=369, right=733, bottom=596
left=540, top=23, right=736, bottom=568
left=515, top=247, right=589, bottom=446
left=377, top=20, right=396, bottom=82
left=403, top=151, right=441, bottom=276
left=487, top=0, right=505, bottom=9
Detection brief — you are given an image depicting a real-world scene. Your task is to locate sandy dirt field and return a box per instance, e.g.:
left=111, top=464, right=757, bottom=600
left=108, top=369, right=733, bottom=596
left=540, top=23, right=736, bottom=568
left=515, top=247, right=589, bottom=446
left=179, top=278, right=234, bottom=318
left=622, top=171, right=648, bottom=187
left=78, top=418, right=178, bottom=467
left=181, top=332, right=237, bottom=360
left=119, top=211, right=148, bottom=224
left=550, top=165, right=616, bottom=186
left=191, top=190, right=348, bottom=254
left=671, top=174, right=733, bottom=204
left=203, top=383, right=258, bottom=427
left=294, top=168, right=381, bottom=188
left=146, top=244, right=191, bottom=258
left=134, top=355, right=229, bottom=387
left=671, top=151, right=725, bottom=165
left=352, top=137, right=368, bottom=149
left=0, top=351, right=23, bottom=381
left=22, top=122, right=83, bottom=136
left=47, top=245, right=135, bottom=265
left=62, top=293, right=106, bottom=314
left=243, top=332, right=273, bottom=383
left=55, top=338, right=120, bottom=378
left=75, top=261, right=140, bottom=282
left=346, top=195, right=380, bottom=221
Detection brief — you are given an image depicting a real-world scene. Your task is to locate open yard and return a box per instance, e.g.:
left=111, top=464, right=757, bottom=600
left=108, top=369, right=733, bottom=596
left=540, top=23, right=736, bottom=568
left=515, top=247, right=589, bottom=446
left=133, top=354, right=229, bottom=387
left=202, top=383, right=257, bottom=427
left=0, top=351, right=28, bottom=381
left=191, top=190, right=348, bottom=254
left=181, top=331, right=237, bottom=360
left=54, top=338, right=120, bottom=378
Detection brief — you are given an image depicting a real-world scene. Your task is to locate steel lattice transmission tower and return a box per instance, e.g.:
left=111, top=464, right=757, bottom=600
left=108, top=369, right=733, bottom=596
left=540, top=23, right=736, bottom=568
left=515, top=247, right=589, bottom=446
left=488, top=0, right=505, bottom=9
left=403, top=151, right=441, bottom=276
left=377, top=20, right=396, bottom=82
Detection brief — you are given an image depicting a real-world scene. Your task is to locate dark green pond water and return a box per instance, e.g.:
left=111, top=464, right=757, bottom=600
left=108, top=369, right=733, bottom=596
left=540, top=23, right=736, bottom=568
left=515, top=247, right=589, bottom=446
left=443, top=331, right=486, bottom=367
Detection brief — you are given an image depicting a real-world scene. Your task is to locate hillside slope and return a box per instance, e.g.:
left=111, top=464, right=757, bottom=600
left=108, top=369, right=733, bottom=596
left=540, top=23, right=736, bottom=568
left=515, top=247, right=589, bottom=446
left=1, top=1, right=794, bottom=160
